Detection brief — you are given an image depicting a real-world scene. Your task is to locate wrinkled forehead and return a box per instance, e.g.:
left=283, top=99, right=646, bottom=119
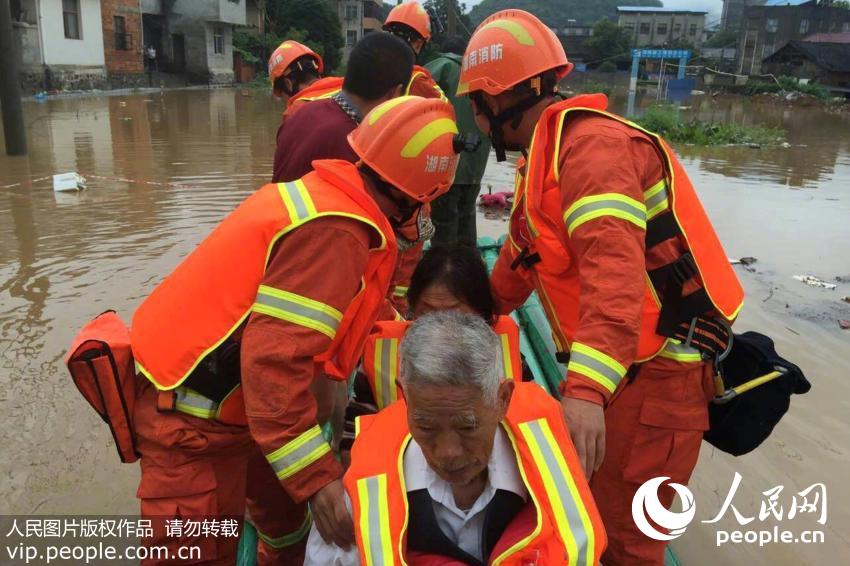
left=411, top=409, right=480, bottom=426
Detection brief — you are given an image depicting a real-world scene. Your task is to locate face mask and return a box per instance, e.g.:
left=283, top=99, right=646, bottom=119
left=393, top=205, right=433, bottom=251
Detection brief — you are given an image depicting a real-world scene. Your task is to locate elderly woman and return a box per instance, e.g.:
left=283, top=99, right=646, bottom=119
left=306, top=311, right=606, bottom=565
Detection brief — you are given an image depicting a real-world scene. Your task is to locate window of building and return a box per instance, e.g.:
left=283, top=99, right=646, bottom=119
left=657, top=23, right=668, bottom=35
left=345, top=4, right=358, bottom=21
left=799, top=19, right=809, bottom=35
left=673, top=23, right=682, bottom=35
left=114, top=15, right=130, bottom=50
left=346, top=29, right=358, bottom=47
left=766, top=18, right=778, bottom=33
left=843, top=22, right=850, bottom=33
left=640, top=22, right=650, bottom=35
left=213, top=26, right=224, bottom=54
left=62, top=0, right=81, bottom=40
left=624, top=24, right=635, bottom=35
left=689, top=23, right=697, bottom=36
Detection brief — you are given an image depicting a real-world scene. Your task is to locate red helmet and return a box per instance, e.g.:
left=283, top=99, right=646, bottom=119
left=268, top=40, right=324, bottom=96
left=383, top=1, right=432, bottom=42
left=457, top=10, right=572, bottom=97
left=349, top=96, right=458, bottom=203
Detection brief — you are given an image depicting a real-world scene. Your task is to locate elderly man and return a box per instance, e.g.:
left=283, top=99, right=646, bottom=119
left=305, top=311, right=606, bottom=565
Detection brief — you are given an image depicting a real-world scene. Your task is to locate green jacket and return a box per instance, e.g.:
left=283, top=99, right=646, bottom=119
left=425, top=53, right=491, bottom=186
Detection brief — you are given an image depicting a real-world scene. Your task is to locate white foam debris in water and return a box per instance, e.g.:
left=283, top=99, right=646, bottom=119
left=793, top=275, right=837, bottom=290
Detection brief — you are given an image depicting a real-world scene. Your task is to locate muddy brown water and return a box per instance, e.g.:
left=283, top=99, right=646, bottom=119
left=1, top=88, right=848, bottom=563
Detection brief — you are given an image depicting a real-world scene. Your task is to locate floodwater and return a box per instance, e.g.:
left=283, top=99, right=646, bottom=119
left=1, top=87, right=848, bottom=564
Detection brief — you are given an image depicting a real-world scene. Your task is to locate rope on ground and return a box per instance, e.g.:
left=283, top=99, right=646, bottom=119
left=1, top=176, right=52, bottom=189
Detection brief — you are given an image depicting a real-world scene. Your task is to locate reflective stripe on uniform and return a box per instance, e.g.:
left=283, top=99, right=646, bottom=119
left=265, top=425, right=331, bottom=481
left=373, top=338, right=399, bottom=409
left=256, top=511, right=312, bottom=549
left=499, top=332, right=515, bottom=380
left=563, top=193, right=647, bottom=236
left=278, top=180, right=317, bottom=224
left=174, top=387, right=218, bottom=419
left=356, top=474, right=395, bottom=566
left=400, top=118, right=458, bottom=158
left=657, top=339, right=703, bottom=363
left=252, top=285, right=343, bottom=339
left=392, top=285, right=408, bottom=298
left=518, top=418, right=595, bottom=566
left=643, top=178, right=669, bottom=220
left=567, top=342, right=627, bottom=394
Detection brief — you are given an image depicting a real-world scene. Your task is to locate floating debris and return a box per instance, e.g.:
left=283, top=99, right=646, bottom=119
left=730, top=257, right=758, bottom=271
left=839, top=320, right=850, bottom=330
left=52, top=172, right=86, bottom=192
left=793, top=275, right=837, bottom=290
left=841, top=296, right=850, bottom=304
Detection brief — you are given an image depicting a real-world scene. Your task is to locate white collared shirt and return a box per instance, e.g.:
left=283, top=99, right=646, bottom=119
left=304, top=427, right=526, bottom=566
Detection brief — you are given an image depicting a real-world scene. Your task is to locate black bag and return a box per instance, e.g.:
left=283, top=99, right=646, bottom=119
left=704, top=331, right=810, bottom=456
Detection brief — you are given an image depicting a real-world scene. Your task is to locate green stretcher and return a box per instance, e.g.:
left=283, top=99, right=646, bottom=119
left=236, top=236, right=682, bottom=566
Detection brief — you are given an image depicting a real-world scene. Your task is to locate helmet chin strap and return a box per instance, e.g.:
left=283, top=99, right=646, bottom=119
left=470, top=77, right=554, bottom=161
left=361, top=166, right=422, bottom=227
left=472, top=91, right=546, bottom=162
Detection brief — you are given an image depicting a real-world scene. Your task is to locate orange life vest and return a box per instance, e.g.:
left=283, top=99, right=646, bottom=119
left=283, top=76, right=344, bottom=121
left=131, top=160, right=398, bottom=398
left=344, top=381, right=606, bottom=566
left=506, top=95, right=744, bottom=361
left=361, top=316, right=522, bottom=410
left=406, top=65, right=447, bottom=101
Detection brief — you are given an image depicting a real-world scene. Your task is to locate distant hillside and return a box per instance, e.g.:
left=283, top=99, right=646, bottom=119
left=469, top=0, right=664, bottom=27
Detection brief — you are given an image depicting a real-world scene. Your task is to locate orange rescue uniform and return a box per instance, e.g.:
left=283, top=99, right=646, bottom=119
left=386, top=65, right=447, bottom=314
left=405, top=64, right=447, bottom=101
left=490, top=94, right=743, bottom=565
left=131, top=161, right=397, bottom=565
left=282, top=76, right=344, bottom=123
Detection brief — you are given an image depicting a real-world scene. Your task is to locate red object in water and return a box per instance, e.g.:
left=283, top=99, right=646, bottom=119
left=479, top=191, right=514, bottom=209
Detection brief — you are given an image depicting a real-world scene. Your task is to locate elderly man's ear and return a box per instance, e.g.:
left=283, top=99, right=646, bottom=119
left=497, top=379, right=515, bottom=417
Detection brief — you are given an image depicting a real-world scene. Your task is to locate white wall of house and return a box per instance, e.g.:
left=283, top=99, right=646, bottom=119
left=39, top=0, right=105, bottom=67
left=205, top=23, right=233, bottom=74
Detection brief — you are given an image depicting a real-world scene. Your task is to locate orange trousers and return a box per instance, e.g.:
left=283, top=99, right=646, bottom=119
left=134, top=381, right=308, bottom=565
left=590, top=358, right=713, bottom=566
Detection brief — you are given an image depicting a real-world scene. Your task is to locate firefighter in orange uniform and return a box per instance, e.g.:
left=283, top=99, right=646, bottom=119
left=130, top=97, right=460, bottom=565
left=383, top=1, right=448, bottom=102
left=457, top=10, right=745, bottom=565
left=268, top=39, right=343, bottom=122
left=381, top=2, right=451, bottom=314
left=306, top=311, right=606, bottom=565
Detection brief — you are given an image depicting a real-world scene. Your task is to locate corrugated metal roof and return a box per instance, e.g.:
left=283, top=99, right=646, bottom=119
left=763, top=0, right=813, bottom=7
left=616, top=7, right=708, bottom=14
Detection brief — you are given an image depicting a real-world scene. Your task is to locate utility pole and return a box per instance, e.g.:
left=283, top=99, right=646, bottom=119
left=447, top=0, right=457, bottom=37
left=0, top=0, right=27, bottom=156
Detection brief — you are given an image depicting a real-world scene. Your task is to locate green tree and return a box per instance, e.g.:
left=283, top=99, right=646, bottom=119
left=424, top=0, right=475, bottom=41
left=233, top=28, right=320, bottom=71
left=267, top=0, right=344, bottom=71
left=585, top=18, right=631, bottom=66
left=419, top=0, right=475, bottom=64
